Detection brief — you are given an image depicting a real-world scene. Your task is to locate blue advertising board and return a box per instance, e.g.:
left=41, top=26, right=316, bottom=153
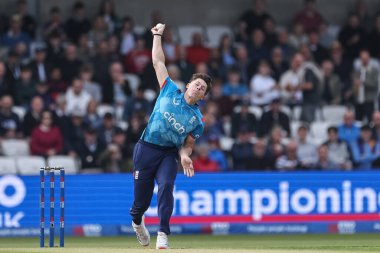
left=0, top=172, right=380, bottom=236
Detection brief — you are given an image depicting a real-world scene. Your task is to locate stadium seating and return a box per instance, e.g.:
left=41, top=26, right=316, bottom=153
left=124, top=73, right=141, bottom=94
left=97, top=104, right=114, bottom=118
left=1, top=139, right=30, bottom=156
left=16, top=156, right=46, bottom=175
left=205, top=25, right=233, bottom=48
left=177, top=25, right=204, bottom=46
left=310, top=121, right=331, bottom=145
left=321, top=105, right=346, bottom=125
left=133, top=25, right=146, bottom=35
left=12, top=106, right=26, bottom=120
left=47, top=155, right=79, bottom=174
left=0, top=157, right=17, bottom=174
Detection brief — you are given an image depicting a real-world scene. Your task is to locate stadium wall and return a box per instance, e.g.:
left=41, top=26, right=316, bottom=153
left=0, top=172, right=380, bottom=237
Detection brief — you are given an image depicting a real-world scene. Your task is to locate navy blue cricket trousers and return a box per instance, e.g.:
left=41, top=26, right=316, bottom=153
left=130, top=140, right=178, bottom=235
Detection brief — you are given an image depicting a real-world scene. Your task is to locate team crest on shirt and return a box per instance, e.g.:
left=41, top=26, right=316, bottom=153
left=134, top=171, right=139, bottom=180
left=189, top=116, right=196, bottom=124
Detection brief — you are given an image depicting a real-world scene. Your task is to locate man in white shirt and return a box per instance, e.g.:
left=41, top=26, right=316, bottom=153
left=65, top=78, right=91, bottom=115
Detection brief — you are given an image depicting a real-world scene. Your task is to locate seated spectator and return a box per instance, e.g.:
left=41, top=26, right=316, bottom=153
left=350, top=125, right=380, bottom=169
left=104, top=61, right=132, bottom=105
left=23, top=96, right=44, bottom=137
left=223, top=66, right=249, bottom=103
left=208, top=79, right=234, bottom=118
left=315, top=144, right=340, bottom=170
left=30, top=110, right=63, bottom=157
left=338, top=110, right=360, bottom=143
left=64, top=111, right=87, bottom=156
left=320, top=59, right=342, bottom=105
left=125, top=114, right=146, bottom=151
left=175, top=45, right=195, bottom=84
left=250, top=60, right=279, bottom=107
left=197, top=111, right=224, bottom=144
left=0, top=95, right=21, bottom=138
left=162, top=26, right=179, bottom=64
left=167, top=64, right=185, bottom=91
left=230, top=100, right=257, bottom=138
left=124, top=37, right=151, bottom=75
left=2, top=14, right=31, bottom=50
left=293, top=0, right=324, bottom=34
left=307, top=32, right=329, bottom=65
left=296, top=124, right=317, bottom=169
left=269, top=46, right=289, bottom=82
left=16, top=0, right=37, bottom=38
left=246, top=29, right=270, bottom=68
left=83, top=100, right=102, bottom=129
left=231, top=130, right=253, bottom=170
left=43, top=6, right=65, bottom=39
left=247, top=138, right=274, bottom=170
left=64, top=1, right=91, bottom=44
left=276, top=141, right=300, bottom=171
left=318, top=21, right=335, bottom=49
left=193, top=143, right=220, bottom=172
left=367, top=14, right=380, bottom=59
left=234, top=45, right=256, bottom=85
left=186, top=32, right=210, bottom=66
left=65, top=78, right=92, bottom=116
left=29, top=46, right=50, bottom=83
left=14, top=64, right=37, bottom=107
left=35, top=82, right=53, bottom=109
left=371, top=111, right=380, bottom=142
left=207, top=48, right=226, bottom=81
left=76, top=126, right=106, bottom=169
left=0, top=61, right=14, bottom=98
left=79, top=65, right=102, bottom=103
left=323, top=126, right=352, bottom=170
left=258, top=98, right=290, bottom=137
left=47, top=67, right=68, bottom=100
left=208, top=135, right=229, bottom=171
left=123, top=87, right=151, bottom=121
left=119, top=16, right=136, bottom=56
left=288, top=23, right=308, bottom=50
left=218, top=34, right=236, bottom=67
left=266, top=126, right=285, bottom=159
left=98, top=112, right=121, bottom=145
left=59, top=43, right=83, bottom=83
left=239, top=0, right=272, bottom=37
left=88, top=16, right=108, bottom=47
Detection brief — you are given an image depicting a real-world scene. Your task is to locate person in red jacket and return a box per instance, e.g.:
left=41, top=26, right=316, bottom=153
left=193, top=143, right=220, bottom=172
left=30, top=110, right=63, bottom=156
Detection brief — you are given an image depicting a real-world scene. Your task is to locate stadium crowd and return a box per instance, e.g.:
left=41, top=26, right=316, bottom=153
left=0, top=0, right=380, bottom=173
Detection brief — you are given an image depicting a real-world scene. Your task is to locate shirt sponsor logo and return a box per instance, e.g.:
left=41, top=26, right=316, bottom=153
left=164, top=112, right=185, bottom=134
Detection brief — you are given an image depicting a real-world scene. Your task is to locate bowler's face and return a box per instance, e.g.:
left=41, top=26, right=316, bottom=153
left=186, top=78, right=207, bottom=101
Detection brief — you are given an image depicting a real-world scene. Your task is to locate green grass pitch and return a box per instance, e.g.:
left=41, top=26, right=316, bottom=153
left=0, top=234, right=379, bottom=253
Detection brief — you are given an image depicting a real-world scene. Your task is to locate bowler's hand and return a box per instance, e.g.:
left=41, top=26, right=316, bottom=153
left=181, top=155, right=194, bottom=177
left=151, top=23, right=166, bottom=35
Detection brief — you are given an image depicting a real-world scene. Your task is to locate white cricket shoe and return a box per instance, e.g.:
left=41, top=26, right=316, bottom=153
left=156, top=231, right=169, bottom=249
left=132, top=216, right=150, bottom=246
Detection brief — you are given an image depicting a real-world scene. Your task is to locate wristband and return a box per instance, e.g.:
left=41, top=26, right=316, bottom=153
left=153, top=34, right=162, bottom=36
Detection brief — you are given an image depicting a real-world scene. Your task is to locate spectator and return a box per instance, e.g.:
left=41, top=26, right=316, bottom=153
left=371, top=111, right=380, bottom=142
left=293, top=0, right=324, bottom=34
left=234, top=45, right=256, bottom=85
left=125, top=114, right=146, bottom=151
left=43, top=6, right=65, bottom=39
left=320, top=59, right=342, bottom=105
left=22, top=96, right=43, bottom=137
left=269, top=46, right=289, bottom=82
left=208, top=79, right=234, bottom=118
left=14, top=64, right=36, bottom=107
left=352, top=50, right=379, bottom=122
left=59, top=43, right=83, bottom=83
left=30, top=110, right=63, bottom=157
left=79, top=65, right=102, bottom=102
left=193, top=143, right=220, bottom=172
left=64, top=111, right=86, bottom=156
left=324, top=126, right=352, bottom=170
left=315, top=144, right=339, bottom=170
left=288, top=23, right=308, bottom=49
left=218, top=34, right=235, bottom=67
left=350, top=125, right=380, bottom=169
left=307, top=32, right=329, bottom=65
left=353, top=0, right=371, bottom=32
left=123, top=87, right=151, bottom=121
left=75, top=126, right=106, bottom=169
left=338, top=110, right=360, bottom=143
left=98, top=0, right=119, bottom=34
left=83, top=100, right=102, bottom=130
left=91, top=40, right=113, bottom=88
left=266, top=126, right=285, bottom=159
left=16, top=0, right=37, bottom=38
left=239, top=0, right=272, bottom=36
left=368, top=14, right=380, bottom=59
left=108, top=35, right=121, bottom=62
left=142, top=10, right=163, bottom=50
left=77, top=33, right=95, bottom=63
left=197, top=111, right=223, bottom=144
left=46, top=67, right=68, bottom=100
left=247, top=138, right=274, bottom=170
left=208, top=135, right=229, bottom=171
left=318, top=21, right=335, bottom=49
left=207, top=48, right=226, bottom=81
left=222, top=66, right=249, bottom=103
left=296, top=124, right=317, bottom=169
left=231, top=130, right=253, bottom=170
left=231, top=100, right=257, bottom=138
left=186, top=32, right=210, bottom=66
left=258, top=98, right=290, bottom=137
left=338, top=13, right=366, bottom=60
left=246, top=29, right=270, bottom=68
left=279, top=53, right=304, bottom=108
left=0, top=96, right=21, bottom=138
left=65, top=78, right=92, bottom=116
left=162, top=26, right=179, bottom=64
left=250, top=60, right=278, bottom=107
left=124, top=37, right=151, bottom=75
left=2, top=14, right=31, bottom=50
left=46, top=31, right=64, bottom=64
left=65, top=1, right=91, bottom=44
left=34, top=82, right=53, bottom=110
left=97, top=112, right=121, bottom=145
left=167, top=64, right=185, bottom=91
left=119, top=16, right=136, bottom=56
left=276, top=141, right=300, bottom=171
left=0, top=61, right=14, bottom=98
left=104, top=61, right=132, bottom=105
left=29, top=46, right=50, bottom=83
left=263, top=17, right=278, bottom=50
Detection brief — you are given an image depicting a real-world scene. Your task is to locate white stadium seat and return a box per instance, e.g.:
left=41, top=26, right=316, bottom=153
left=16, top=156, right=46, bottom=175
left=1, top=139, right=30, bottom=156
left=177, top=25, right=204, bottom=46
left=47, top=155, right=79, bottom=174
left=322, top=105, right=347, bottom=125
left=124, top=73, right=141, bottom=94
left=219, top=136, right=235, bottom=151
left=310, top=122, right=331, bottom=145
left=134, top=25, right=146, bottom=35
left=205, top=25, right=233, bottom=48
left=0, top=157, right=17, bottom=174
left=97, top=104, right=114, bottom=118
left=12, top=106, right=26, bottom=120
